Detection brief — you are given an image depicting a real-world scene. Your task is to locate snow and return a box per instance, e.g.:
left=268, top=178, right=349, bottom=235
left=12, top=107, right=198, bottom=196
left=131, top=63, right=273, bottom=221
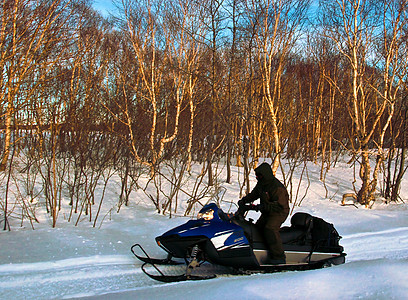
left=1, top=159, right=408, bottom=299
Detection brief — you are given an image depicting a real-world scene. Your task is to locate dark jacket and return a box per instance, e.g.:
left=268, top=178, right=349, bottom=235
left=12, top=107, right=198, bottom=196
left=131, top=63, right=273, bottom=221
left=241, top=163, right=290, bottom=216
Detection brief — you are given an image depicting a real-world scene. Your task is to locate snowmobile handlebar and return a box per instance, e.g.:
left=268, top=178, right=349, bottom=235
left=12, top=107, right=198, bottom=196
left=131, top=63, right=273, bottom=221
left=236, top=203, right=260, bottom=215
left=217, top=203, right=259, bottom=222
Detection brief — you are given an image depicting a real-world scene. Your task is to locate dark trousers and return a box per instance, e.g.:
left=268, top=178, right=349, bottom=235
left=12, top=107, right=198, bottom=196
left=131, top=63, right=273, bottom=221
left=256, top=212, right=288, bottom=260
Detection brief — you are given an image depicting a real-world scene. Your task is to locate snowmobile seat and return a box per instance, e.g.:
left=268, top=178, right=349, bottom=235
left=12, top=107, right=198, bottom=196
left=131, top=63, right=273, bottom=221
left=280, top=212, right=313, bottom=244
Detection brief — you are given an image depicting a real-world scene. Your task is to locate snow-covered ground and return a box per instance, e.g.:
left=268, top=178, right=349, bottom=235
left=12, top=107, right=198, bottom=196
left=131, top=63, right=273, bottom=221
left=1, top=159, right=407, bottom=299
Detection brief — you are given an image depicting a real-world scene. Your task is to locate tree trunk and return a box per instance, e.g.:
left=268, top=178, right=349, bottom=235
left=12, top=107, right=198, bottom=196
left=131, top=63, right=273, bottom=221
left=0, top=103, right=13, bottom=172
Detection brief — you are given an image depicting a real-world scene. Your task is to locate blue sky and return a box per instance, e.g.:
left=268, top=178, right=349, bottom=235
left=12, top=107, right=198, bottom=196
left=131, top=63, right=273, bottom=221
left=92, top=0, right=117, bottom=17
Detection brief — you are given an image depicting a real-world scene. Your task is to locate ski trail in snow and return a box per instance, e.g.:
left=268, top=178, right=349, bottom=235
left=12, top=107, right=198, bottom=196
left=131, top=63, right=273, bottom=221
left=0, top=254, right=134, bottom=274
left=0, top=266, right=143, bottom=289
left=342, top=227, right=408, bottom=240
left=341, top=227, right=408, bottom=263
left=0, top=254, right=141, bottom=287
left=0, top=254, right=154, bottom=299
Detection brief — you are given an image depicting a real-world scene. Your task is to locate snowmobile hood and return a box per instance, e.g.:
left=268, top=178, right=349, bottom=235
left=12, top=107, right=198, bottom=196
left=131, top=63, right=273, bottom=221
left=254, top=162, right=276, bottom=185
left=159, top=204, right=241, bottom=240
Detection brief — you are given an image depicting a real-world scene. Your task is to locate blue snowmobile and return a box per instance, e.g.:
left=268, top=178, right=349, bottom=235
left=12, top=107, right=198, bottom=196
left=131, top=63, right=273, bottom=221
left=131, top=203, right=346, bottom=282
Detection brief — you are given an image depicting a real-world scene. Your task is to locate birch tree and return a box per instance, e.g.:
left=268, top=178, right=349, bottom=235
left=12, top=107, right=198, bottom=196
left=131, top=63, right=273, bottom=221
left=375, top=0, right=408, bottom=202
left=372, top=0, right=408, bottom=146
left=0, top=0, right=75, bottom=172
left=320, top=0, right=384, bottom=205
left=248, top=0, right=310, bottom=174
left=168, top=0, right=206, bottom=172
left=120, top=0, right=184, bottom=177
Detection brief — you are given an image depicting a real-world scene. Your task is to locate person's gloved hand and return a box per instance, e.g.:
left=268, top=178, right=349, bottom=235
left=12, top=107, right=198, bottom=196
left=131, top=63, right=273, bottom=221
left=253, top=204, right=261, bottom=212
left=238, top=199, right=246, bottom=207
left=237, top=204, right=246, bottom=215
left=237, top=199, right=251, bottom=215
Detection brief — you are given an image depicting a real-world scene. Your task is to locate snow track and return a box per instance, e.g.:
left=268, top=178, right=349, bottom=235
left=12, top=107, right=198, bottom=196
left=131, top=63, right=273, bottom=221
left=0, top=255, right=133, bottom=273
left=342, top=226, right=408, bottom=240
left=341, top=227, right=408, bottom=262
left=0, top=255, right=154, bottom=299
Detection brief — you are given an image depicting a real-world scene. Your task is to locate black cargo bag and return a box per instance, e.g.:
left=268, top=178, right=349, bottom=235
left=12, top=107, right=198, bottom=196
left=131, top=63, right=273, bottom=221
left=311, top=216, right=342, bottom=251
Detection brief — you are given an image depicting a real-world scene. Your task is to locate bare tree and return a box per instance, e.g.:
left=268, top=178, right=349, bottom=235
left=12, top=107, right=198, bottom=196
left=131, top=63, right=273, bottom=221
left=0, top=0, right=75, bottom=172
left=247, top=0, right=310, bottom=174
left=118, top=0, right=185, bottom=178
left=370, top=0, right=408, bottom=203
left=319, top=0, right=388, bottom=205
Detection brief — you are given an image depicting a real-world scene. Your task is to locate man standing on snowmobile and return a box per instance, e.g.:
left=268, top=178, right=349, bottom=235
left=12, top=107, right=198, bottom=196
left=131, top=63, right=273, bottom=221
left=238, top=162, right=290, bottom=264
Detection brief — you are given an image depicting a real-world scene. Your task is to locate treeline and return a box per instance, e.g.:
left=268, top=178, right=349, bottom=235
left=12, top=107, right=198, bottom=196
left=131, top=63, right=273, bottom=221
left=1, top=0, right=407, bottom=228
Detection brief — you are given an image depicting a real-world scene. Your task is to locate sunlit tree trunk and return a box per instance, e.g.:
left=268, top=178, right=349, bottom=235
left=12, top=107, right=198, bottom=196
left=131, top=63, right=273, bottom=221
left=370, top=0, right=408, bottom=203
left=250, top=0, right=309, bottom=174
left=320, top=0, right=396, bottom=206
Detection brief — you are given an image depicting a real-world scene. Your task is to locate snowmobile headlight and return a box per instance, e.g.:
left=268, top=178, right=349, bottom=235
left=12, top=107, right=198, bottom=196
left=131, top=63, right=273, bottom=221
left=197, top=209, right=214, bottom=221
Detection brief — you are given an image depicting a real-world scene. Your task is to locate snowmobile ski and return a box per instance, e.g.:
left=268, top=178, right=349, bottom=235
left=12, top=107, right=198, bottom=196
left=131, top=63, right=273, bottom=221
left=131, top=243, right=182, bottom=265
left=141, top=262, right=216, bottom=283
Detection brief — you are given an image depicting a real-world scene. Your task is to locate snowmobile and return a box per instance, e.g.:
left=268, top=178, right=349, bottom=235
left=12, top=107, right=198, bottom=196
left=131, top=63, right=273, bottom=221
left=131, top=203, right=346, bottom=282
